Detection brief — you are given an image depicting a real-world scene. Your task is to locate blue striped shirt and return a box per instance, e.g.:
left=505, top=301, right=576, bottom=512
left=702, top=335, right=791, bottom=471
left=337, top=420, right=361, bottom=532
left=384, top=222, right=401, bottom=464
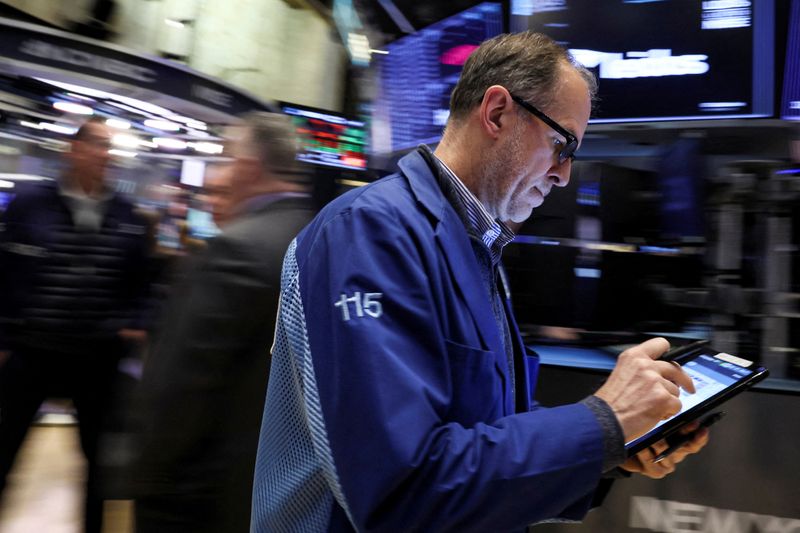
left=434, top=157, right=515, bottom=264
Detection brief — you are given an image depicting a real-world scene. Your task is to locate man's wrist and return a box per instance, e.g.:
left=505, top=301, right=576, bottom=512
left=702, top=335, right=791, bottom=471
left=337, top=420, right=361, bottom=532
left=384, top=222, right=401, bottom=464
left=581, top=395, right=627, bottom=472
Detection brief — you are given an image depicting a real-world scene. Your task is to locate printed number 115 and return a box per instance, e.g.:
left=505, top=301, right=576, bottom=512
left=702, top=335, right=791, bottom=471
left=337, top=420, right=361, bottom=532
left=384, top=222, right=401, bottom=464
left=334, top=291, right=383, bottom=321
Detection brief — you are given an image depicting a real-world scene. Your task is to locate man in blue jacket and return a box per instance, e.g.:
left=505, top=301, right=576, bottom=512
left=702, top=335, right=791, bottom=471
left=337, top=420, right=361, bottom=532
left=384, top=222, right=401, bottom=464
left=252, top=32, right=708, bottom=532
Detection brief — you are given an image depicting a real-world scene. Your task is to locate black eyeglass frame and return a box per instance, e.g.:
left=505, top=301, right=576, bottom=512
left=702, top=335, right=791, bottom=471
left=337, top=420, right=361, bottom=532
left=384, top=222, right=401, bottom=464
left=509, top=93, right=579, bottom=164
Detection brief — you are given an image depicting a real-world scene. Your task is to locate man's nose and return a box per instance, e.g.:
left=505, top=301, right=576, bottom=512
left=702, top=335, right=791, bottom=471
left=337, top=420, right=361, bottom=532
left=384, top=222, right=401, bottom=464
left=548, top=158, right=572, bottom=188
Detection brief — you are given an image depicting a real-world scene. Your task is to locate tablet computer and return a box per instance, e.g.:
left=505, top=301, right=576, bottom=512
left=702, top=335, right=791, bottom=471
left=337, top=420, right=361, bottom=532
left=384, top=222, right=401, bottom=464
left=625, top=347, right=769, bottom=457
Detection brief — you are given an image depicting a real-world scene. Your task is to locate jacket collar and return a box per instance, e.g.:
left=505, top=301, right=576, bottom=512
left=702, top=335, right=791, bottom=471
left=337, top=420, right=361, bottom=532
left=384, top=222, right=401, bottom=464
left=398, top=147, right=501, bottom=348
left=397, top=146, right=449, bottom=223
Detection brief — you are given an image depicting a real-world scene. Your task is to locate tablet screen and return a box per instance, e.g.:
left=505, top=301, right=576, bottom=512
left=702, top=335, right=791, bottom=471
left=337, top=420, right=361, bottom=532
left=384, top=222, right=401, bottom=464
left=625, top=352, right=761, bottom=453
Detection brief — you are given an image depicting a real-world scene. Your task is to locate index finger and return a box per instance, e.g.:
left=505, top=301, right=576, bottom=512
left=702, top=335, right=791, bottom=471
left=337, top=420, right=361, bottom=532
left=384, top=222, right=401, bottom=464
left=660, top=361, right=697, bottom=394
left=635, top=337, right=671, bottom=360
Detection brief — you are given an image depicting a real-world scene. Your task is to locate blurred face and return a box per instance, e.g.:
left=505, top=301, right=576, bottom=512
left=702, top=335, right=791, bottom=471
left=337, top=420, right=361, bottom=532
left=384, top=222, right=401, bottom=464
left=204, top=165, right=233, bottom=226
left=68, top=122, right=112, bottom=189
left=481, top=67, right=591, bottom=223
left=225, top=126, right=264, bottom=208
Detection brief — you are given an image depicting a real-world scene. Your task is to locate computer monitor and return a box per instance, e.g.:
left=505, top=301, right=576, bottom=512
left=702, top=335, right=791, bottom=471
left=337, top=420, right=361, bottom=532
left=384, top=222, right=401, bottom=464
left=281, top=104, right=368, bottom=171
left=512, top=0, right=775, bottom=122
left=782, top=0, right=800, bottom=119
left=374, top=2, right=504, bottom=153
left=506, top=160, right=704, bottom=333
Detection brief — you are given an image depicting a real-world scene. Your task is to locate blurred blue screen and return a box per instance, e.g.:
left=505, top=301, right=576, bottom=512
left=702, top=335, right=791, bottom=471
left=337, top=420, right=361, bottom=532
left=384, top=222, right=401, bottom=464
left=375, top=2, right=503, bottom=153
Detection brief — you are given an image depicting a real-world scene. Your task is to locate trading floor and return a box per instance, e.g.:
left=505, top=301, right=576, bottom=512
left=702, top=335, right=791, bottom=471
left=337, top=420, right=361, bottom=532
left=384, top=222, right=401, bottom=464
left=0, top=421, right=132, bottom=533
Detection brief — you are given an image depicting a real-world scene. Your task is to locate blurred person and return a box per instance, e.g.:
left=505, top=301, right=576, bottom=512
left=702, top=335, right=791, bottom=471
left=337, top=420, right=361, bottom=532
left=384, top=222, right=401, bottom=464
left=134, top=111, right=315, bottom=533
left=251, top=32, right=709, bottom=532
left=0, top=117, right=151, bottom=533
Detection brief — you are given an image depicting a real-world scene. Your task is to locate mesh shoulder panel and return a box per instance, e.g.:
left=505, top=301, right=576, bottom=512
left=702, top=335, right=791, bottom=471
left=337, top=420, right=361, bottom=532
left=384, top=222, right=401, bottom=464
left=251, top=239, right=355, bottom=532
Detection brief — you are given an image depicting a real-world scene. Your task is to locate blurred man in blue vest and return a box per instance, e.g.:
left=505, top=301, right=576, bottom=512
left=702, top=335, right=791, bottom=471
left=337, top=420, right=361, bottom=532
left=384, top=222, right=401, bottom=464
left=0, top=117, right=150, bottom=533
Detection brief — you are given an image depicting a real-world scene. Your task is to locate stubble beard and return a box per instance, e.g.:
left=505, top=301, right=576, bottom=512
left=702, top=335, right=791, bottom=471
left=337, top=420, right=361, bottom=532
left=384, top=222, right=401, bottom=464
left=479, top=125, right=527, bottom=222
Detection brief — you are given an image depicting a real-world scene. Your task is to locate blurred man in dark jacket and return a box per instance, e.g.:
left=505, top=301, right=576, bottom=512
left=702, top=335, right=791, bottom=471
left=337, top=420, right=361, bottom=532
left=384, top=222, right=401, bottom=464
left=0, top=117, right=151, bottom=533
left=134, top=111, right=316, bottom=533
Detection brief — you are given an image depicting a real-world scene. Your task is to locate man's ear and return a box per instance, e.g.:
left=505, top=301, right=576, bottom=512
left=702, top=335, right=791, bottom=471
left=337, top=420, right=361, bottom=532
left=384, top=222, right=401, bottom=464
left=478, top=85, right=514, bottom=140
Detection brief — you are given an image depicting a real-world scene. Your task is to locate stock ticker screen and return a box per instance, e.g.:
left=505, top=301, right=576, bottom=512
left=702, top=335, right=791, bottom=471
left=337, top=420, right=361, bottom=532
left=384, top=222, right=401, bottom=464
left=782, top=0, right=800, bottom=120
left=512, top=0, right=775, bottom=122
left=282, top=105, right=368, bottom=171
left=375, top=2, right=503, bottom=153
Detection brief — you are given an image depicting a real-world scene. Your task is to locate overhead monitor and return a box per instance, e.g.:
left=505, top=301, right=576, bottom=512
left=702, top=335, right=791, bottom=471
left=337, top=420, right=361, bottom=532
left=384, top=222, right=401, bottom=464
left=281, top=105, right=367, bottom=171
left=375, top=2, right=504, bottom=153
left=512, top=0, right=775, bottom=123
left=782, top=0, right=800, bottom=120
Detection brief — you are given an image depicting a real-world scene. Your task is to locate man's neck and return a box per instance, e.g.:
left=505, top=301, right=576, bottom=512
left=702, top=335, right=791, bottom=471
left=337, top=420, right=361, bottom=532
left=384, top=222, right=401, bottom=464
left=434, top=130, right=485, bottom=202
left=61, top=170, right=104, bottom=198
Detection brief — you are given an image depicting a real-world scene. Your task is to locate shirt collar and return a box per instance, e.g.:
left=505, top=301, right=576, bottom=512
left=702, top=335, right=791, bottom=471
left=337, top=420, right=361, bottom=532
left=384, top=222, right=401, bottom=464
left=433, top=154, right=515, bottom=263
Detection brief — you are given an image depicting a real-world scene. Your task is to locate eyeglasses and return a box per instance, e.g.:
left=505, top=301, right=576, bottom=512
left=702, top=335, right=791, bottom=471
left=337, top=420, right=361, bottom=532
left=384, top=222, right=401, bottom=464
left=510, top=93, right=579, bottom=164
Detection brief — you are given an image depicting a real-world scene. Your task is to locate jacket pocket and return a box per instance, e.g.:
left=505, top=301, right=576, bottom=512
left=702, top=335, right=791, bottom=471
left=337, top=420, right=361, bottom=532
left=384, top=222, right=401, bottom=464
left=444, top=339, right=505, bottom=425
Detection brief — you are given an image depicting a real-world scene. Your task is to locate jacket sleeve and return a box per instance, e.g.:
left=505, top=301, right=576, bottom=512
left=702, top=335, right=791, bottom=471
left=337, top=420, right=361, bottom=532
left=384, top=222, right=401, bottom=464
left=296, top=207, right=607, bottom=532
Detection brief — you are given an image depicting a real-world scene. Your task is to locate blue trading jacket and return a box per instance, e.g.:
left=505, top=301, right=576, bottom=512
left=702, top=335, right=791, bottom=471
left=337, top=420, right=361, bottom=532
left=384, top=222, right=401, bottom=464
left=252, top=148, right=608, bottom=532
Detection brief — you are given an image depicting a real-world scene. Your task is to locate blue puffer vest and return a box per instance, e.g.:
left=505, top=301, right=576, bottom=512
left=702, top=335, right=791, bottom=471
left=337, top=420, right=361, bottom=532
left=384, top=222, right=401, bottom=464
left=0, top=180, right=150, bottom=354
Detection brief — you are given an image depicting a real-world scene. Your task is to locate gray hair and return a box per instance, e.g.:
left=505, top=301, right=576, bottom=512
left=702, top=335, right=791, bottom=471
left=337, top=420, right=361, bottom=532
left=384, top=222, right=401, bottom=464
left=448, top=31, right=597, bottom=122
left=238, top=111, right=299, bottom=175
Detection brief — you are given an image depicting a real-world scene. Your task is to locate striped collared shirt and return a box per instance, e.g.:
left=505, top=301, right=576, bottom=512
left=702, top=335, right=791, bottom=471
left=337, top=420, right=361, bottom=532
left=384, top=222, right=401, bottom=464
left=435, top=156, right=515, bottom=264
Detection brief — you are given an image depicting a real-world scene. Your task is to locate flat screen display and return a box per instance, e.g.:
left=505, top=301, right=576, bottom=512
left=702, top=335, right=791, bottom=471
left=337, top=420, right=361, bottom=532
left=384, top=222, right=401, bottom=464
left=0, top=191, right=14, bottom=213
left=282, top=105, right=367, bottom=171
left=512, top=0, right=775, bottom=122
left=180, top=159, right=206, bottom=187
left=186, top=207, right=219, bottom=239
left=375, top=2, right=503, bottom=153
left=782, top=0, right=800, bottom=119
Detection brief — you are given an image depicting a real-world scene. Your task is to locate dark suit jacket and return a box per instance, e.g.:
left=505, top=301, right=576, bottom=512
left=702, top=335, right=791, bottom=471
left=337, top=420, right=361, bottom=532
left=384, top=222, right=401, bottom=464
left=135, top=195, right=315, bottom=532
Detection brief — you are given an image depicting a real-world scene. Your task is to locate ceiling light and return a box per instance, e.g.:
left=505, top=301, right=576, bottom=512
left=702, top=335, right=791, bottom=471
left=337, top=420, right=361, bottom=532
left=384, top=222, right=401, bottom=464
left=152, top=137, right=187, bottom=150
left=20, top=120, right=43, bottom=129
left=39, top=123, right=78, bottom=135
left=188, top=142, right=223, bottom=155
left=112, top=134, right=142, bottom=148
left=0, top=180, right=14, bottom=188
left=186, top=129, right=211, bottom=138
left=53, top=102, right=94, bottom=115
left=185, top=120, right=207, bottom=131
left=106, top=118, right=131, bottom=130
left=164, top=19, right=185, bottom=28
left=144, top=119, right=181, bottom=132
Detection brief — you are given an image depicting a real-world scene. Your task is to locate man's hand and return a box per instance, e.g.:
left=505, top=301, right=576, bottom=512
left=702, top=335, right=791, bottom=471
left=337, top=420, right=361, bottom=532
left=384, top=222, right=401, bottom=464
left=620, top=421, right=711, bottom=479
left=0, top=350, right=9, bottom=369
left=595, top=337, right=696, bottom=442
